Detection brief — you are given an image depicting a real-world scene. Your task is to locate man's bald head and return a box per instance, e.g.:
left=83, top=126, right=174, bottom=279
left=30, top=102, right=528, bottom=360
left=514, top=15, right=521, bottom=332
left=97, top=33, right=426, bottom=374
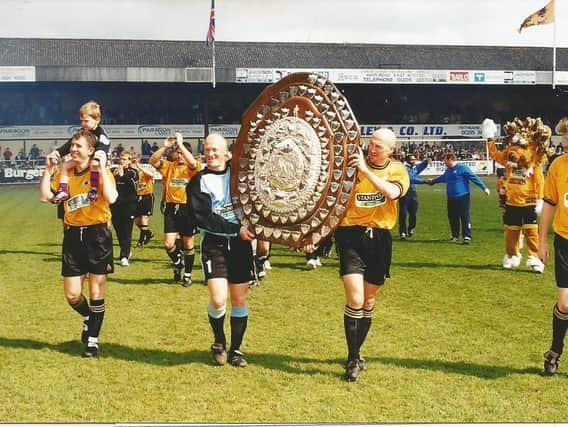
left=371, top=128, right=396, bottom=149
left=204, top=133, right=228, bottom=151
left=204, top=133, right=230, bottom=171
left=367, top=128, right=397, bottom=164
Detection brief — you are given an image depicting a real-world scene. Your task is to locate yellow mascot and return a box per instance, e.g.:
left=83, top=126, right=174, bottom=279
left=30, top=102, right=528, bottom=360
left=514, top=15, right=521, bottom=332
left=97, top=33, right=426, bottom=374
left=482, top=117, right=551, bottom=273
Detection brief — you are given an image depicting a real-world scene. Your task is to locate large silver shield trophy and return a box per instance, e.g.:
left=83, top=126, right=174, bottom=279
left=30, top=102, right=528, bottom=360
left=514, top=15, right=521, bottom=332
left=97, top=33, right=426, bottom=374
left=230, top=72, right=360, bottom=247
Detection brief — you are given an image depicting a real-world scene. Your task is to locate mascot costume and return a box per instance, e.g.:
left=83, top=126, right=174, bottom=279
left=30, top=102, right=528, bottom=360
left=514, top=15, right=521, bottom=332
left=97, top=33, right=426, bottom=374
left=482, top=117, right=551, bottom=273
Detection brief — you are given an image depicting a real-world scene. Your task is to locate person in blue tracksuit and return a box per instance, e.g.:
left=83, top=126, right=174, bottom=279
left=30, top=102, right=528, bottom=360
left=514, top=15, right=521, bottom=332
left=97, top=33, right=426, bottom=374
left=187, top=133, right=256, bottom=368
left=398, top=154, right=430, bottom=239
left=428, top=153, right=490, bottom=244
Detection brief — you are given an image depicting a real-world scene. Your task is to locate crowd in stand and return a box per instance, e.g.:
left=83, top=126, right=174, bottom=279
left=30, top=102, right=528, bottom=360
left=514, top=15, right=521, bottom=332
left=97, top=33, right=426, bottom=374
left=392, top=141, right=489, bottom=162
left=1, top=137, right=565, bottom=172
left=392, top=140, right=565, bottom=163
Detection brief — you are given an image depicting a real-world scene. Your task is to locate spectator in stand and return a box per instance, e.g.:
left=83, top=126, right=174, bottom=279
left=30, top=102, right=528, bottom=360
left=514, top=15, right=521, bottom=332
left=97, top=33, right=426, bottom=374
left=30, top=144, right=40, bottom=161
left=3, top=147, right=13, bottom=162
left=141, top=140, right=152, bottom=162
left=428, top=153, right=490, bottom=244
left=38, top=150, right=47, bottom=166
left=15, top=148, right=27, bottom=163
left=151, top=141, right=160, bottom=154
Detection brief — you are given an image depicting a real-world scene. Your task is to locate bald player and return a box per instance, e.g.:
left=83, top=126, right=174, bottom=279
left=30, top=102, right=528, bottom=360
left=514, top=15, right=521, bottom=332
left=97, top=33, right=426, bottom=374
left=187, top=133, right=257, bottom=368
left=333, top=128, right=409, bottom=382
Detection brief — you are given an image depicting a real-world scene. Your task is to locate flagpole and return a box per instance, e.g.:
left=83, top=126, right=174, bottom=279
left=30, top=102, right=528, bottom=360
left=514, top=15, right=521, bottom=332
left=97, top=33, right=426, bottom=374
left=206, top=0, right=216, bottom=89
left=212, top=40, right=216, bottom=89
left=552, top=0, right=557, bottom=89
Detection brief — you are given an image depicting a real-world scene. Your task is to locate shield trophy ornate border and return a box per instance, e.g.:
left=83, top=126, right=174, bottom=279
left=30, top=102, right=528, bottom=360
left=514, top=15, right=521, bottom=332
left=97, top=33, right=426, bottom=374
left=230, top=72, right=361, bottom=247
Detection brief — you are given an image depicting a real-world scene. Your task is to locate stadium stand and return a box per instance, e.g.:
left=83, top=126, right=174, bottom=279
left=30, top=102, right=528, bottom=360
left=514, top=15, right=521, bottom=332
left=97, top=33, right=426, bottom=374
left=0, top=38, right=566, bottom=183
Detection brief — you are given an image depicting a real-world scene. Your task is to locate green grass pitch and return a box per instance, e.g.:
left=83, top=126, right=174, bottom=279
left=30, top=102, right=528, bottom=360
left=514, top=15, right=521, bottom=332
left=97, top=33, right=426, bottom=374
left=1, top=177, right=568, bottom=422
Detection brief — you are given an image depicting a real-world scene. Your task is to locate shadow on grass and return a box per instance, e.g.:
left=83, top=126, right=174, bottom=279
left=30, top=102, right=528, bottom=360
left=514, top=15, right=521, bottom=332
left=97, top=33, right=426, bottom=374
left=395, top=260, right=503, bottom=271
left=110, top=277, right=187, bottom=286
left=0, top=249, right=58, bottom=257
left=0, top=249, right=60, bottom=264
left=368, top=355, right=546, bottom=379
left=0, top=336, right=552, bottom=380
left=0, top=336, right=208, bottom=366
left=36, top=242, right=62, bottom=248
left=394, top=238, right=461, bottom=245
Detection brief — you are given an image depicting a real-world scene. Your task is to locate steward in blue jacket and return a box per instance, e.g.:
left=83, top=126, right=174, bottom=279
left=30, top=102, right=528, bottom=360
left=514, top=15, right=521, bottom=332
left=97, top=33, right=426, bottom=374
left=429, top=153, right=490, bottom=244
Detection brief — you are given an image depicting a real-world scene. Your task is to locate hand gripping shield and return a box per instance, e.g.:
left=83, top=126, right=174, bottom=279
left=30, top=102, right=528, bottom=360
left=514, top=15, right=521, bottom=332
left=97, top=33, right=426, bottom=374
left=230, top=72, right=361, bottom=247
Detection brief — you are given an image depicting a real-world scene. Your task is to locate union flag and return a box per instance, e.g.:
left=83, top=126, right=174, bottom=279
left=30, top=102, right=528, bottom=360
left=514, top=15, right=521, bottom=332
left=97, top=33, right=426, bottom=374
left=206, top=0, right=215, bottom=44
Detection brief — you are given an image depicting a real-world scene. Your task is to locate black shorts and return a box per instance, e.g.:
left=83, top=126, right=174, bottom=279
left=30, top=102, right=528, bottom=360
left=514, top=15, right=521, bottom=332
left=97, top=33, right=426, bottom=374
left=163, top=202, right=196, bottom=236
left=56, top=203, right=64, bottom=220
left=135, top=194, right=154, bottom=217
left=62, top=223, right=114, bottom=277
left=335, top=225, right=392, bottom=286
left=503, top=205, right=537, bottom=227
left=554, top=233, right=568, bottom=288
left=201, top=233, right=255, bottom=284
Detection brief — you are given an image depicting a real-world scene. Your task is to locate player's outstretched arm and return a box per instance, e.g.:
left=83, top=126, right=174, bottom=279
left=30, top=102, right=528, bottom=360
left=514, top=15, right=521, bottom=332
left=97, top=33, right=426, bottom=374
left=39, top=167, right=55, bottom=202
left=39, top=153, right=58, bottom=202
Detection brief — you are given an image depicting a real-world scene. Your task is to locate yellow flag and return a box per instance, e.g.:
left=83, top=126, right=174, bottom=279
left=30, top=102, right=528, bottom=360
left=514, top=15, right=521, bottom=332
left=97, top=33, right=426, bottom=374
left=519, top=0, right=555, bottom=32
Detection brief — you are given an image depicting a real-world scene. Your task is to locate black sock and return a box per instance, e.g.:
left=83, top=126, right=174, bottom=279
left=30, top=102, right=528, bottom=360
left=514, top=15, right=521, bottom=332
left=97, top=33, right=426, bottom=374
left=69, top=294, right=90, bottom=317
left=209, top=314, right=226, bottom=346
left=138, top=225, right=148, bottom=243
left=551, top=304, right=568, bottom=355
left=229, top=315, right=248, bottom=353
left=175, top=238, right=182, bottom=252
left=344, top=305, right=362, bottom=361
left=87, top=299, right=105, bottom=341
left=167, top=247, right=183, bottom=268
left=358, top=307, right=374, bottom=352
left=184, top=248, right=195, bottom=275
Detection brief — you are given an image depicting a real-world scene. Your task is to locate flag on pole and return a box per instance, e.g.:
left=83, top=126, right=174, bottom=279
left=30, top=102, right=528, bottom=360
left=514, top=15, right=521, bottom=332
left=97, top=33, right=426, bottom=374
left=519, top=0, right=555, bottom=33
left=206, top=0, right=215, bottom=44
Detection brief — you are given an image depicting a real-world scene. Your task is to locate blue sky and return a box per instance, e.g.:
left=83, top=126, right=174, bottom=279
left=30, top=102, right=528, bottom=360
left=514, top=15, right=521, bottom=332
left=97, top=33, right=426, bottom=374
left=0, top=0, right=564, bottom=47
